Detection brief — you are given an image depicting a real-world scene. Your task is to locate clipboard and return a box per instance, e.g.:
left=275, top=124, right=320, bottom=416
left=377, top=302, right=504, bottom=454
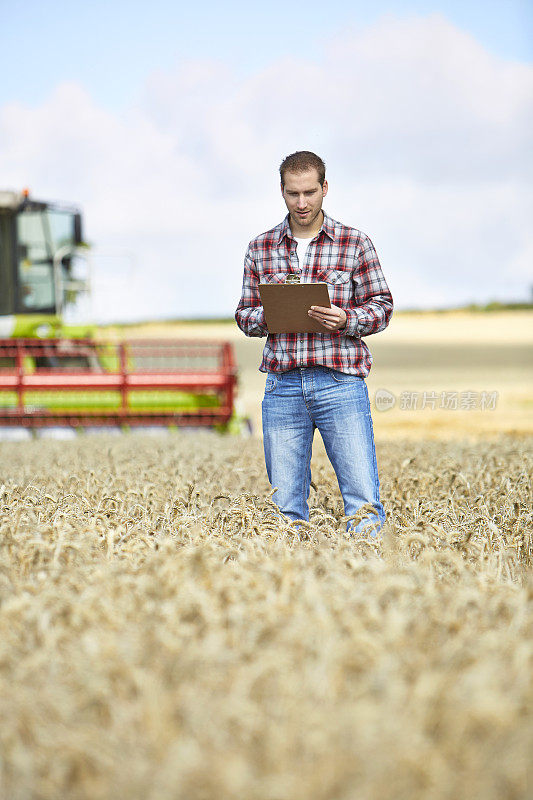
left=258, top=282, right=331, bottom=333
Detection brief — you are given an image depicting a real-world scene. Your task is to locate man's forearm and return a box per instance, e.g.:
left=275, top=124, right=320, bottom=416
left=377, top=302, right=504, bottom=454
left=342, top=293, right=394, bottom=337
left=235, top=246, right=268, bottom=337
left=235, top=305, right=268, bottom=337
left=343, top=233, right=393, bottom=338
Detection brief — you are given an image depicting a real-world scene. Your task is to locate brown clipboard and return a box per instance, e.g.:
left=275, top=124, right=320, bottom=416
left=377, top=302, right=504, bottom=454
left=258, top=282, right=331, bottom=333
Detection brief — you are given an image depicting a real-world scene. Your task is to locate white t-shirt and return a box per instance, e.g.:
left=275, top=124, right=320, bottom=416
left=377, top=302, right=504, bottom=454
left=294, top=236, right=313, bottom=275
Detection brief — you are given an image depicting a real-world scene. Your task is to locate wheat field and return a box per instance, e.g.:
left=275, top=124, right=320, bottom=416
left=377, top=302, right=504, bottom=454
left=0, top=430, right=531, bottom=800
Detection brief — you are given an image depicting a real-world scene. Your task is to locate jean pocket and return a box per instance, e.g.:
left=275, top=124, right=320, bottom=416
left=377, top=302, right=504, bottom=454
left=265, top=374, right=279, bottom=392
left=329, top=369, right=359, bottom=383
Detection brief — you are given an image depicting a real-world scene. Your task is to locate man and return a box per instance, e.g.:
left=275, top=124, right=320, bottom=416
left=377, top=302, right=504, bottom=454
left=235, top=151, right=393, bottom=534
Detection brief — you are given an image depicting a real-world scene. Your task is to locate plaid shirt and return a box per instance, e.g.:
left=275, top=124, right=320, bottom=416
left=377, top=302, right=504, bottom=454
left=235, top=212, right=393, bottom=375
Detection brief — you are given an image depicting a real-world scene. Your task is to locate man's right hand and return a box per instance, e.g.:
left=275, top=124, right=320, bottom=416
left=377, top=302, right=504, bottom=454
left=308, top=304, right=347, bottom=331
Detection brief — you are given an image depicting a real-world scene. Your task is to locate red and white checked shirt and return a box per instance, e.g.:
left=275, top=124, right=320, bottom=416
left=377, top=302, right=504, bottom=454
left=235, top=212, right=393, bottom=375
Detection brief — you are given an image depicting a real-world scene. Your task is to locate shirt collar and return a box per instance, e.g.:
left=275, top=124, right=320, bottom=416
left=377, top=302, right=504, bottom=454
left=277, top=211, right=336, bottom=245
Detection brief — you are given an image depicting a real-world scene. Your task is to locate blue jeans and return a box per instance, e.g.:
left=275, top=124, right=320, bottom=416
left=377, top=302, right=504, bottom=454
left=262, top=367, right=385, bottom=534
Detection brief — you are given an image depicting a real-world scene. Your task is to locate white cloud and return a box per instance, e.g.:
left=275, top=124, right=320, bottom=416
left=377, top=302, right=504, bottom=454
left=1, top=12, right=531, bottom=321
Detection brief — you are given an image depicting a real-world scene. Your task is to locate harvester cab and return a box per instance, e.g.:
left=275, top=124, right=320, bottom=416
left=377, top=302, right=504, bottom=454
left=0, top=191, right=237, bottom=432
left=0, top=189, right=90, bottom=339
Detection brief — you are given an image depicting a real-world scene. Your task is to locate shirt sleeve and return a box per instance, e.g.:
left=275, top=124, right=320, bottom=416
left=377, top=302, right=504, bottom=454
left=341, top=234, right=393, bottom=337
left=234, top=244, right=268, bottom=337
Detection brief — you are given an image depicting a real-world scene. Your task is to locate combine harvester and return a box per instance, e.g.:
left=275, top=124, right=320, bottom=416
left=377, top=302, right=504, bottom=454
left=0, top=190, right=237, bottom=435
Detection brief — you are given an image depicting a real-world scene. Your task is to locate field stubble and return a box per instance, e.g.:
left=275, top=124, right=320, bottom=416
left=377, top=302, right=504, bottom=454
left=0, top=432, right=531, bottom=800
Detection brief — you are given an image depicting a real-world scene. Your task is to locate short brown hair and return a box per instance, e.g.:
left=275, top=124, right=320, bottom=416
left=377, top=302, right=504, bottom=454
left=279, top=151, right=326, bottom=187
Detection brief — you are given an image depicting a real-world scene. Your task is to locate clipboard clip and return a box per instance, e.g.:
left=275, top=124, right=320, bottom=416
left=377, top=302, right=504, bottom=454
left=285, top=274, right=300, bottom=284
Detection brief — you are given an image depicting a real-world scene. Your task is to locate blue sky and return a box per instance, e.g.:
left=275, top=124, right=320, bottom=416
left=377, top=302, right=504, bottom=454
left=2, top=0, right=531, bottom=109
left=1, top=1, right=532, bottom=319
left=0, top=0, right=533, bottom=106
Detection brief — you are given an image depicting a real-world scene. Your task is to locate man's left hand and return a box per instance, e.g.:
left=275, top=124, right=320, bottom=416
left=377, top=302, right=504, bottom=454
left=308, top=304, right=347, bottom=331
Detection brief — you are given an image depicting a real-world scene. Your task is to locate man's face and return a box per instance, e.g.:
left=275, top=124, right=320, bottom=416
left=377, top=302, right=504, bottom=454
left=281, top=168, right=328, bottom=231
